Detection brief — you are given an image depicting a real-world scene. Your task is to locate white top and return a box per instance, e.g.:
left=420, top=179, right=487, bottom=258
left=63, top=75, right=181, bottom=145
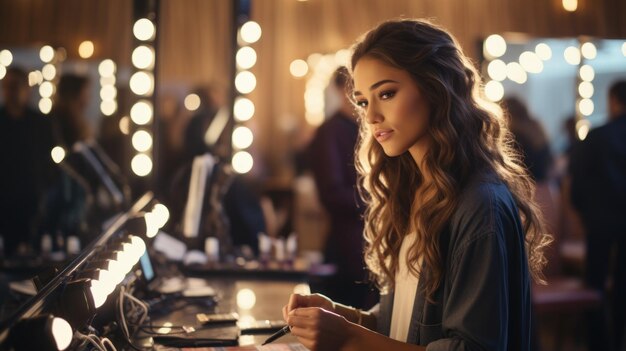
left=389, top=233, right=420, bottom=342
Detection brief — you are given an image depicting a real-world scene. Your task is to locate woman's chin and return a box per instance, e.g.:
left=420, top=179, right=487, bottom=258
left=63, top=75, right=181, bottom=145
left=381, top=147, right=404, bottom=158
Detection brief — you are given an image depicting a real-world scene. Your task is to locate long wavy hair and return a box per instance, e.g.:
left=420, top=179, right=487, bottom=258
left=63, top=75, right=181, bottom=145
left=350, top=19, right=551, bottom=297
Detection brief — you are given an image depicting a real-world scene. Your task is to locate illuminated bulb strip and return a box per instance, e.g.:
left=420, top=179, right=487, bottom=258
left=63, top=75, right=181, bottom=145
left=232, top=20, right=262, bottom=174
left=130, top=16, right=156, bottom=178
left=152, top=204, right=170, bottom=228
left=99, top=59, right=118, bottom=116
left=89, top=235, right=147, bottom=308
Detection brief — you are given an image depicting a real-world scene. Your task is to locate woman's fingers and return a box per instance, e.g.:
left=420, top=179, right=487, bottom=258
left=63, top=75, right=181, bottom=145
left=286, top=308, right=347, bottom=351
left=287, top=307, right=336, bottom=331
left=286, top=293, right=303, bottom=313
left=289, top=325, right=317, bottom=340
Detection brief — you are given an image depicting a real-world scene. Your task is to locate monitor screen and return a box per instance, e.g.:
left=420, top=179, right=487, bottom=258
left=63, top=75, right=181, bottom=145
left=139, top=251, right=155, bottom=283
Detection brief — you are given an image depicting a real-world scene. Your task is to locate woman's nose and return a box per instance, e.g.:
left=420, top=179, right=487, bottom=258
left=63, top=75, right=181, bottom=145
left=364, top=104, right=382, bottom=125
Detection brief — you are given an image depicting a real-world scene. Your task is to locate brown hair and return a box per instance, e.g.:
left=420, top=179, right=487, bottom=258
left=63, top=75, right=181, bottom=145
left=350, top=19, right=551, bottom=297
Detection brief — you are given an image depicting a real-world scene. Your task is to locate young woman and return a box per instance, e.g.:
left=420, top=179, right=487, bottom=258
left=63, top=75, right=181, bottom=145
left=282, top=18, right=550, bottom=350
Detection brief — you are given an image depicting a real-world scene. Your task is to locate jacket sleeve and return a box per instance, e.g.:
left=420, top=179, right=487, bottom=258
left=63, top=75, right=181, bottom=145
left=426, top=201, right=526, bottom=351
left=426, top=230, right=511, bottom=351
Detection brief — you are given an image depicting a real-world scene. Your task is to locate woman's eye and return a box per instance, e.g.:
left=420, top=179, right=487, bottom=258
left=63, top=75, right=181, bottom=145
left=380, top=90, right=396, bottom=100
left=356, top=100, right=368, bottom=108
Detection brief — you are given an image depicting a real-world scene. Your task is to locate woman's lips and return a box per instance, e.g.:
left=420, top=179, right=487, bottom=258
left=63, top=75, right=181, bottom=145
left=374, top=129, right=394, bottom=142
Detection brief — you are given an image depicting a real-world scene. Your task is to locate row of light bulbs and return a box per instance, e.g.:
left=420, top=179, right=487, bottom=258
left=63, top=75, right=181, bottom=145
left=2, top=43, right=109, bottom=125
left=481, top=35, right=625, bottom=105
left=89, top=234, right=147, bottom=308
left=0, top=49, right=12, bottom=79
left=37, top=46, right=61, bottom=114
left=4, top=201, right=169, bottom=351
left=302, top=49, right=351, bottom=126
left=230, top=20, right=262, bottom=174
left=1, top=18, right=252, bottom=177
left=482, top=35, right=626, bottom=141
left=99, top=59, right=118, bottom=117
left=129, top=17, right=157, bottom=178
left=89, top=203, right=168, bottom=308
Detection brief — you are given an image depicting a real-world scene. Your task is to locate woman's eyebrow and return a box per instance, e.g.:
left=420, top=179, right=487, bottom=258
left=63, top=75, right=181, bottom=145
left=353, top=79, right=399, bottom=96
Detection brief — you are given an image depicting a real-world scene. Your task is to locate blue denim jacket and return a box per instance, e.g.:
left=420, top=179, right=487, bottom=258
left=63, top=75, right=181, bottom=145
left=374, top=175, right=532, bottom=350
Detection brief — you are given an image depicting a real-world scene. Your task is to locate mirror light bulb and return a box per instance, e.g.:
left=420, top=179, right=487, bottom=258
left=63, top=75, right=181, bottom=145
left=90, top=280, right=109, bottom=308
left=51, top=317, right=73, bottom=350
left=144, top=212, right=159, bottom=238
left=152, top=204, right=170, bottom=228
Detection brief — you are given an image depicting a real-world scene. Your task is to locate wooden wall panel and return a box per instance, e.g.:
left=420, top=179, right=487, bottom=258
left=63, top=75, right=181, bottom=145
left=0, top=0, right=133, bottom=64
left=158, top=0, right=232, bottom=87
left=0, top=0, right=624, bottom=181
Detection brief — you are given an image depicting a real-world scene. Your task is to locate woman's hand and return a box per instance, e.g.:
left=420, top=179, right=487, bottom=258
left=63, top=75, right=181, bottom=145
left=282, top=293, right=335, bottom=321
left=286, top=307, right=352, bottom=351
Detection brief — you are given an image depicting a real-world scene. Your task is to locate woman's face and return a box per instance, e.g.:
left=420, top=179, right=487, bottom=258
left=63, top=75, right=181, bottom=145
left=352, top=56, right=432, bottom=163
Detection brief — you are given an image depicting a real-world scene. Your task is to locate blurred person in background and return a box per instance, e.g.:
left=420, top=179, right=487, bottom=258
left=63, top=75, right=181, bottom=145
left=183, top=85, right=227, bottom=160
left=168, top=85, right=265, bottom=256
left=502, top=97, right=561, bottom=275
left=308, top=66, right=377, bottom=309
left=570, top=80, right=626, bottom=351
left=0, top=66, right=56, bottom=256
left=47, top=74, right=129, bottom=244
left=503, top=97, right=553, bottom=184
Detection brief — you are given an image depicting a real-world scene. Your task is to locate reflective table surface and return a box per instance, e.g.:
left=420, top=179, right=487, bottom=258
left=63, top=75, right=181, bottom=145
left=146, top=277, right=309, bottom=347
